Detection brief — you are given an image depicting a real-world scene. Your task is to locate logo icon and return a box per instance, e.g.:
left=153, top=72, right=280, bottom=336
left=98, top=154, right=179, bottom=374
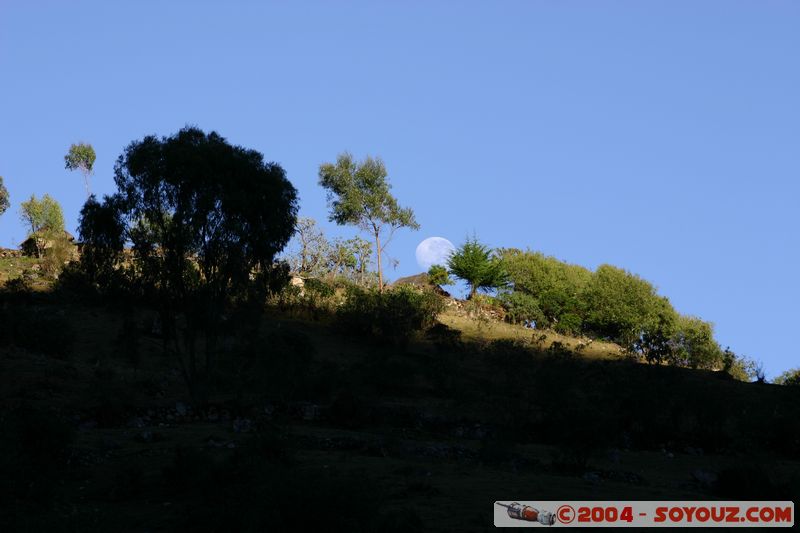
left=496, top=502, right=556, bottom=526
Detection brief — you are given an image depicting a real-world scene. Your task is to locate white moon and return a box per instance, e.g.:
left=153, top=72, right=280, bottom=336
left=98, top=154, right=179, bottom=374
left=415, top=237, right=456, bottom=272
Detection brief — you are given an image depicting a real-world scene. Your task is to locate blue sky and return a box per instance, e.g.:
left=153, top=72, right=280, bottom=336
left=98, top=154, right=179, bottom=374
left=1, top=1, right=797, bottom=377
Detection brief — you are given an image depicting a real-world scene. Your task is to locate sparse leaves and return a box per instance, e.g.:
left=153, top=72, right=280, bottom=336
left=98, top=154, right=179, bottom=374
left=318, top=152, right=419, bottom=290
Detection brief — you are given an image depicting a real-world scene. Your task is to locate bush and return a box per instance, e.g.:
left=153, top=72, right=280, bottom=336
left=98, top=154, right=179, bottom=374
left=498, top=291, right=545, bottom=327
left=774, top=368, right=800, bottom=386
left=554, top=312, right=583, bottom=335
left=337, top=285, right=444, bottom=345
left=427, top=264, right=452, bottom=286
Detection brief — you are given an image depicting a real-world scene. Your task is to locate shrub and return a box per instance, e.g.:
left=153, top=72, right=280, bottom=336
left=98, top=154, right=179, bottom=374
left=498, top=291, right=545, bottom=327
left=304, top=277, right=335, bottom=299
left=774, top=368, right=800, bottom=386
left=498, top=248, right=591, bottom=325
left=337, top=285, right=444, bottom=345
left=427, top=264, right=452, bottom=286
left=554, top=312, right=583, bottom=336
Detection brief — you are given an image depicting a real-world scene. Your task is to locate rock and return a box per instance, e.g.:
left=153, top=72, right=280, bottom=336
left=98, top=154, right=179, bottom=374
left=175, top=402, right=188, bottom=416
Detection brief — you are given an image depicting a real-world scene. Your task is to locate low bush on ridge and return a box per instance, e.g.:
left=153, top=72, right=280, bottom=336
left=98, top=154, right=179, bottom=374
left=337, top=285, right=445, bottom=345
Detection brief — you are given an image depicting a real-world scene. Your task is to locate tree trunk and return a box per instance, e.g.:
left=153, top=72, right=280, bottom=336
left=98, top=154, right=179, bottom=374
left=83, top=171, right=91, bottom=198
left=375, top=231, right=383, bottom=292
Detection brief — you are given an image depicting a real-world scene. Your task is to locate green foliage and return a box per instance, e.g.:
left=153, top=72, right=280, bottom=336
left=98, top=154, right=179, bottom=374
left=633, top=296, right=679, bottom=364
left=497, top=249, right=727, bottom=370
left=338, top=285, right=444, bottom=345
left=39, top=231, right=74, bottom=278
left=774, top=368, right=800, bottom=386
left=81, top=127, right=299, bottom=402
left=19, top=194, right=65, bottom=258
left=64, top=142, right=96, bottom=195
left=554, top=312, right=583, bottom=336
left=0, top=176, right=9, bottom=217
left=427, top=264, right=452, bottom=286
left=723, top=351, right=763, bottom=382
left=497, top=290, right=545, bottom=326
left=319, top=152, right=419, bottom=290
left=498, top=248, right=591, bottom=327
left=448, top=236, right=507, bottom=298
left=582, top=264, right=661, bottom=346
left=668, top=315, right=723, bottom=369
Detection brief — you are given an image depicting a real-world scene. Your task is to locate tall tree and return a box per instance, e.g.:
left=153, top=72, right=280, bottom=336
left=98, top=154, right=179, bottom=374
left=80, top=127, right=298, bottom=402
left=318, top=152, right=419, bottom=291
left=448, top=236, right=507, bottom=299
left=0, top=176, right=9, bottom=218
left=19, top=194, right=65, bottom=258
left=65, top=142, right=96, bottom=196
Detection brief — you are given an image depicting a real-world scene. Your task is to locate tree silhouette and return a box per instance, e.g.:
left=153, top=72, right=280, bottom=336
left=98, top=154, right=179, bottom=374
left=80, top=127, right=298, bottom=402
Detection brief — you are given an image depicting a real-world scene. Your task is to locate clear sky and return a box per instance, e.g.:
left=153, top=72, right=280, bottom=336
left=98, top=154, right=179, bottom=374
left=1, top=1, right=797, bottom=377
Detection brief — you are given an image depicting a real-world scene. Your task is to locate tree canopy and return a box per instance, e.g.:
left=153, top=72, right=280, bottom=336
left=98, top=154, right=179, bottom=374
left=80, top=126, right=298, bottom=401
left=19, top=194, right=65, bottom=258
left=447, top=236, right=507, bottom=299
left=0, top=176, right=9, bottom=217
left=318, top=152, right=419, bottom=291
left=65, top=142, right=96, bottom=196
left=427, top=264, right=452, bottom=287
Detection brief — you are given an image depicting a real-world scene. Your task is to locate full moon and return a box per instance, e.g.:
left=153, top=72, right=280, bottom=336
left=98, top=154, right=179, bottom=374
left=415, top=237, right=456, bottom=271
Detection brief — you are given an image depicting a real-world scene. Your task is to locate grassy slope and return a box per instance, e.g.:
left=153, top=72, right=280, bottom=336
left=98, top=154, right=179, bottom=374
left=1, top=283, right=799, bottom=531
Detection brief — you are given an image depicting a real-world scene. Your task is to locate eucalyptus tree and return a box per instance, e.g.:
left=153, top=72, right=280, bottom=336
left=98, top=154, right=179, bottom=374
left=318, top=152, right=419, bottom=291
left=65, top=142, right=96, bottom=196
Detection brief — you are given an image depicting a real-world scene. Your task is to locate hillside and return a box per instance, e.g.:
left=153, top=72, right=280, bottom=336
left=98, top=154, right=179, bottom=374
left=1, top=269, right=799, bottom=532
